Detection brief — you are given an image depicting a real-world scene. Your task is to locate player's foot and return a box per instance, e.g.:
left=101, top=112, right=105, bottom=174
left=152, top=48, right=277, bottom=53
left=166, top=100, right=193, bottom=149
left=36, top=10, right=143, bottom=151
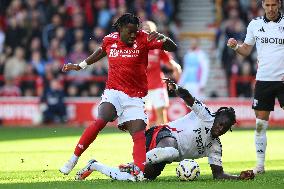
left=59, top=159, right=78, bottom=175
left=253, top=166, right=265, bottom=175
left=75, top=159, right=97, bottom=180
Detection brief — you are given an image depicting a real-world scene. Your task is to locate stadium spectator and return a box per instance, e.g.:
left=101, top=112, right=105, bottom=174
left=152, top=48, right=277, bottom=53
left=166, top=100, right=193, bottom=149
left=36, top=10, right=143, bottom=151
left=227, top=0, right=284, bottom=174
left=142, top=20, right=181, bottom=126
left=0, top=77, right=21, bottom=97
left=75, top=79, right=255, bottom=181
left=4, top=46, right=27, bottom=80
left=178, top=38, right=209, bottom=99
left=40, top=78, right=66, bottom=123
left=59, top=13, right=177, bottom=180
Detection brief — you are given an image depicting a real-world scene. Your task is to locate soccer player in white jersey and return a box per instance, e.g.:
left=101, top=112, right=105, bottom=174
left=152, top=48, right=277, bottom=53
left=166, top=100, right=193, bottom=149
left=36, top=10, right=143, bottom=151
left=227, top=0, right=284, bottom=175
left=74, top=79, right=254, bottom=181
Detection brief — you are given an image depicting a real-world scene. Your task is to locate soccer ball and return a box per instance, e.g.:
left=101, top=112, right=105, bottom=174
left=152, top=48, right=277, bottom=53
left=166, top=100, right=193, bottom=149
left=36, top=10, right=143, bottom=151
left=176, top=159, right=200, bottom=181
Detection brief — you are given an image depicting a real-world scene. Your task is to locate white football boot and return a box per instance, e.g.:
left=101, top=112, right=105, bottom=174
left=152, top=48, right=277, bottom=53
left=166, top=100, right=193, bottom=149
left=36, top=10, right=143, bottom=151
left=59, top=159, right=78, bottom=175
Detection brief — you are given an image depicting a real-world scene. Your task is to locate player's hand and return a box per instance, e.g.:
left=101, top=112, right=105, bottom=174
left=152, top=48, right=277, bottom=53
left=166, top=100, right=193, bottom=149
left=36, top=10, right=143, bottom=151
left=162, top=78, right=178, bottom=91
left=227, top=38, right=238, bottom=49
left=147, top=31, right=166, bottom=42
left=239, top=170, right=255, bottom=180
left=62, top=63, right=81, bottom=72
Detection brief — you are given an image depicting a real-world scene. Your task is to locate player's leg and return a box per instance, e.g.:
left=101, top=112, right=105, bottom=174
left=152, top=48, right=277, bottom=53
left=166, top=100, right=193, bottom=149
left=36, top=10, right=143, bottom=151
left=76, top=159, right=137, bottom=181
left=252, top=81, right=275, bottom=174
left=147, top=137, right=179, bottom=164
left=145, top=126, right=179, bottom=165
left=124, top=119, right=147, bottom=177
left=117, top=95, right=148, bottom=178
left=144, top=162, right=166, bottom=180
left=151, top=88, right=169, bottom=126
left=59, top=102, right=117, bottom=175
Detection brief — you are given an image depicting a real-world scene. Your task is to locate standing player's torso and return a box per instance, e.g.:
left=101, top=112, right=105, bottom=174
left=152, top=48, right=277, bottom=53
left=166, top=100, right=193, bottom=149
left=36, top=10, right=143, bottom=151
left=147, top=49, right=165, bottom=89
left=249, top=15, right=284, bottom=81
left=104, top=32, right=149, bottom=97
left=169, top=112, right=217, bottom=160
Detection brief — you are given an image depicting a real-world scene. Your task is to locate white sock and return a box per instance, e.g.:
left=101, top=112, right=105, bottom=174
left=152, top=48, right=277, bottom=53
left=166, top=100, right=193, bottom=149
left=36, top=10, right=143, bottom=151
left=146, top=147, right=179, bottom=164
left=90, top=162, right=136, bottom=181
left=70, top=154, right=79, bottom=163
left=255, top=118, right=268, bottom=168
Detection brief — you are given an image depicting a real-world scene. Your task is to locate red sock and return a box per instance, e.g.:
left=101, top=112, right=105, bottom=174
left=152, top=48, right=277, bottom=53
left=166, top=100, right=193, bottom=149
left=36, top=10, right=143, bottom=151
left=74, top=118, right=107, bottom=156
left=132, top=130, right=146, bottom=172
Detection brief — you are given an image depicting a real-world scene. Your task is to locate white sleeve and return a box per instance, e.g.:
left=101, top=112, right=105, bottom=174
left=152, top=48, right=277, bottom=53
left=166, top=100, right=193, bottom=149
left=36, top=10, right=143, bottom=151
left=207, top=138, right=222, bottom=166
left=188, top=99, right=214, bottom=121
left=244, top=21, right=256, bottom=46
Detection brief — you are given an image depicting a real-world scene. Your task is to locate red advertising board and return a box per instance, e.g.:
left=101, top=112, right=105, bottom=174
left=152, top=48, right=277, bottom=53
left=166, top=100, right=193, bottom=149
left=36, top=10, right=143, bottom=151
left=0, top=97, right=283, bottom=127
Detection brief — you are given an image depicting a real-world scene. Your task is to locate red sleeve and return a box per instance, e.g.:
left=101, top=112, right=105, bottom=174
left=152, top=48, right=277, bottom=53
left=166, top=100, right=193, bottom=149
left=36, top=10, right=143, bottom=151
left=160, top=51, right=171, bottom=65
left=101, top=36, right=109, bottom=52
left=141, top=31, right=164, bottom=50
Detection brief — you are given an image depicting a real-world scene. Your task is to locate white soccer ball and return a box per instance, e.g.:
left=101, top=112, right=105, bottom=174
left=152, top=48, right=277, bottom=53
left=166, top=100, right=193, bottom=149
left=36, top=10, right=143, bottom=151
left=176, top=159, right=200, bottom=181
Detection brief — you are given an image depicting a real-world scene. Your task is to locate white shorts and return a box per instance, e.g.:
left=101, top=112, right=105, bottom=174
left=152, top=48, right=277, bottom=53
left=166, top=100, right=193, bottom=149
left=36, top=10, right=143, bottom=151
left=143, top=88, right=169, bottom=110
left=100, top=89, right=148, bottom=126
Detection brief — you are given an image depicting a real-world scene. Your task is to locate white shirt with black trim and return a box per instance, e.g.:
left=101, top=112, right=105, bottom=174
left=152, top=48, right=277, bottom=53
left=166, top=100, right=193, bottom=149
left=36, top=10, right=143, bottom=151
left=244, top=14, right=284, bottom=81
left=168, top=99, right=222, bottom=166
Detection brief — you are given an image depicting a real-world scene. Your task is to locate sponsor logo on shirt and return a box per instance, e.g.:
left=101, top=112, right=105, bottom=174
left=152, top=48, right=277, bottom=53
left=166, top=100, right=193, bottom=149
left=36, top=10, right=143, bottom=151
left=255, top=36, right=284, bottom=44
left=109, top=49, right=140, bottom=58
left=258, top=26, right=265, bottom=32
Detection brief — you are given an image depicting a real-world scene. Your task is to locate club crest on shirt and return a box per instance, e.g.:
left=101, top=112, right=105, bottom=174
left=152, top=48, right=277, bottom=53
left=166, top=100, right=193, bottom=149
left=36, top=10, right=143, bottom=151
left=279, top=26, right=284, bottom=33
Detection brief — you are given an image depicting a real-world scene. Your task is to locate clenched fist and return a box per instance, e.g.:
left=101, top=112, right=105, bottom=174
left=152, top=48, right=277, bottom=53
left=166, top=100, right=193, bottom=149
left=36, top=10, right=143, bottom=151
left=227, top=38, right=238, bottom=50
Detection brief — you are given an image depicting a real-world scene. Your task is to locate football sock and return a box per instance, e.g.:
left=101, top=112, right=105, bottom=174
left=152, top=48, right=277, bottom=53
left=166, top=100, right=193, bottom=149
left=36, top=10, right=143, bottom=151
left=69, top=154, right=79, bottom=164
left=255, top=118, right=268, bottom=167
left=74, top=119, right=107, bottom=157
left=132, top=130, right=146, bottom=172
left=90, top=162, right=136, bottom=181
left=146, top=147, right=179, bottom=164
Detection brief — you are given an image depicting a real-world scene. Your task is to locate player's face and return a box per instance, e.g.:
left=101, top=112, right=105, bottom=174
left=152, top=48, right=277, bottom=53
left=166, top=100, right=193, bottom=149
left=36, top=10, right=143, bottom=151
left=262, top=0, right=281, bottom=20
left=211, top=116, right=231, bottom=138
left=120, top=23, right=138, bottom=46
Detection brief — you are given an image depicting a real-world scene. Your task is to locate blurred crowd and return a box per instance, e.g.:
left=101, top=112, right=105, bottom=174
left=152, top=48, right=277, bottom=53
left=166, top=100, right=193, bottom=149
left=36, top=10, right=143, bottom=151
left=217, top=0, right=283, bottom=97
left=0, top=0, right=180, bottom=98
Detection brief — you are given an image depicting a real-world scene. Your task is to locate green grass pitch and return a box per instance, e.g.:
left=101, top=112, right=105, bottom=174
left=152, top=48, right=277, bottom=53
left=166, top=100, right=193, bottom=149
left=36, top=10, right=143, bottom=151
left=0, top=127, right=284, bottom=189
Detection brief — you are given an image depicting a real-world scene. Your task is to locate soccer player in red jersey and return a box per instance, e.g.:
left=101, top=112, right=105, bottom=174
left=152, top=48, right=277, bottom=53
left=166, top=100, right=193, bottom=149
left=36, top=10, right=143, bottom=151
left=142, top=21, right=181, bottom=126
left=59, top=13, right=177, bottom=180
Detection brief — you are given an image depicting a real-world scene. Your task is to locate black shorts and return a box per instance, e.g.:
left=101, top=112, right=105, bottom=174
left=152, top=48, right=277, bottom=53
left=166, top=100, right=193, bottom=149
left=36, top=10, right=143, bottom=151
left=145, top=125, right=176, bottom=152
left=144, top=125, right=176, bottom=180
left=252, top=81, right=284, bottom=111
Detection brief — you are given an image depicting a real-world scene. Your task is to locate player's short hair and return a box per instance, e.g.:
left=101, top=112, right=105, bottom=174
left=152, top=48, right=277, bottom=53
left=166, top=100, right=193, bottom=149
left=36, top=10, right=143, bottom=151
left=215, top=107, right=236, bottom=131
left=112, top=13, right=140, bottom=31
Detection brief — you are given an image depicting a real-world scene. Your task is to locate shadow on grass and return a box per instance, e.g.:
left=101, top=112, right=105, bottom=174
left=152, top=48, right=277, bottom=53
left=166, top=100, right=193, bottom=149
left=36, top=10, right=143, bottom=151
left=1, top=170, right=284, bottom=189
left=0, top=126, right=122, bottom=141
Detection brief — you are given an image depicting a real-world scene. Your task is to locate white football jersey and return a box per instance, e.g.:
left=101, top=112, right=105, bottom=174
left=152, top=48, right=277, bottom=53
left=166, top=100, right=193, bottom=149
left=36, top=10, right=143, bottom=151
left=244, top=14, right=284, bottom=81
left=168, top=99, right=222, bottom=166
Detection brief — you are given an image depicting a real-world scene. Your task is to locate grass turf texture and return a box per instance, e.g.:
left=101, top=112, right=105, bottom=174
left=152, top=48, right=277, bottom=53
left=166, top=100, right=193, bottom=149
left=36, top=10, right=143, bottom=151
left=0, top=127, right=283, bottom=189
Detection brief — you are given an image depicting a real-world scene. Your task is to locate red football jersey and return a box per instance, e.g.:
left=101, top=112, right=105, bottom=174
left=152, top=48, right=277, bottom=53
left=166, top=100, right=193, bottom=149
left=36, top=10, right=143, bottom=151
left=147, top=49, right=171, bottom=90
left=101, top=31, right=164, bottom=97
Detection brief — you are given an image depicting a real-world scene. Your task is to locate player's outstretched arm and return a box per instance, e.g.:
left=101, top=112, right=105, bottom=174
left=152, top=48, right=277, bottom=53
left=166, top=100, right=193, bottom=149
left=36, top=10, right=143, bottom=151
left=210, top=164, right=254, bottom=180
left=163, top=78, right=194, bottom=106
left=147, top=31, right=177, bottom=52
left=62, top=47, right=107, bottom=72
left=227, top=38, right=254, bottom=57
